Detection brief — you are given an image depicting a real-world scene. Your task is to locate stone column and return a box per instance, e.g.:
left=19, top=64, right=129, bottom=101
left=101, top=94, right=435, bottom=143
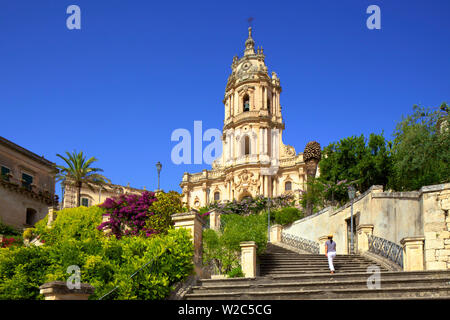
left=263, top=86, right=267, bottom=109
left=39, top=281, right=94, bottom=300
left=270, top=225, right=283, bottom=243
left=400, top=237, right=425, bottom=271
left=47, top=206, right=58, bottom=227
left=356, top=224, right=374, bottom=254
left=171, top=211, right=205, bottom=277
left=209, top=210, right=221, bottom=232
left=318, top=236, right=329, bottom=254
left=264, top=175, right=269, bottom=197
left=240, top=241, right=257, bottom=278
left=273, top=178, right=278, bottom=197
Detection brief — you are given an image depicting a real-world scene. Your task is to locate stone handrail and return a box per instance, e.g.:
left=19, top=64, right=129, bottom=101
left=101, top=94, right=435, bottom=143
left=281, top=232, right=320, bottom=254
left=368, top=234, right=403, bottom=269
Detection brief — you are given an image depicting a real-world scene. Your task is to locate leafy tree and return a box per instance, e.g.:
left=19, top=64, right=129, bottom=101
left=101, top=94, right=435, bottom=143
left=390, top=104, right=450, bottom=191
left=56, top=151, right=111, bottom=207
left=146, top=191, right=184, bottom=236
left=319, top=133, right=392, bottom=203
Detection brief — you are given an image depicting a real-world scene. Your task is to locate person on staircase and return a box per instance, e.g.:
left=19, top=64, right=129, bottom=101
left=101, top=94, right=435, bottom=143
left=325, top=235, right=336, bottom=274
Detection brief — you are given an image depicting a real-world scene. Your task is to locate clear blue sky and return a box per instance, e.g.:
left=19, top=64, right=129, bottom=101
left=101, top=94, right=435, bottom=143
left=1, top=0, right=449, bottom=198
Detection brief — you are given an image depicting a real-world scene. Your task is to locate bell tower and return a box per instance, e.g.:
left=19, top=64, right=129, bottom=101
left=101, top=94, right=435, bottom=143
left=217, top=27, right=285, bottom=170
left=181, top=27, right=304, bottom=208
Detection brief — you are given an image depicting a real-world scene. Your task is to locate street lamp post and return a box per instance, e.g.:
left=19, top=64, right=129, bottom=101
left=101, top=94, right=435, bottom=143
left=348, top=185, right=356, bottom=254
left=156, top=161, right=162, bottom=192
left=267, top=196, right=271, bottom=242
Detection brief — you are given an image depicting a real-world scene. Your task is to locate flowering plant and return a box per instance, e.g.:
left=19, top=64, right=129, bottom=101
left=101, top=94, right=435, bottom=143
left=97, top=191, right=158, bottom=239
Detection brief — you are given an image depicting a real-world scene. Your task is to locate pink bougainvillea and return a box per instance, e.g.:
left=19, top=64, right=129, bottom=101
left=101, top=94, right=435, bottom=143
left=97, top=191, right=158, bottom=239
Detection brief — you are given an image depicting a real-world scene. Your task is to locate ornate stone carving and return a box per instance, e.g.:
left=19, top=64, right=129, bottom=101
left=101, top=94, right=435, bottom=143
left=234, top=170, right=260, bottom=194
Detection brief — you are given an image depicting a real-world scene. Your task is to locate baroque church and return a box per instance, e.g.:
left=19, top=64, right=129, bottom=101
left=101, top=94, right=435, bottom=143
left=180, top=28, right=317, bottom=209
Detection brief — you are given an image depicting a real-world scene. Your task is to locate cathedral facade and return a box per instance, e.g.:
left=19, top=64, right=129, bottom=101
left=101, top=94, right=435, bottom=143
left=180, top=28, right=313, bottom=209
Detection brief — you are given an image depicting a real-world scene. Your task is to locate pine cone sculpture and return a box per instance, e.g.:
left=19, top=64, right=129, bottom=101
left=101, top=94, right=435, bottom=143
left=303, top=141, right=322, bottom=163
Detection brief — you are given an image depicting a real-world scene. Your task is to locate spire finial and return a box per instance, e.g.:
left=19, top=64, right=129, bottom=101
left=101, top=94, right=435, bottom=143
left=244, top=24, right=255, bottom=56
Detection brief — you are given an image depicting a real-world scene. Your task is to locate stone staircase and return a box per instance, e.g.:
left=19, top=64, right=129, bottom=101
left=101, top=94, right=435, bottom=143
left=185, top=243, right=450, bottom=300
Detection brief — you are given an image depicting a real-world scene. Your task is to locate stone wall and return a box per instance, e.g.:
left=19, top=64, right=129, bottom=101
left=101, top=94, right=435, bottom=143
left=0, top=183, right=50, bottom=228
left=282, top=183, right=450, bottom=270
left=421, top=185, right=450, bottom=270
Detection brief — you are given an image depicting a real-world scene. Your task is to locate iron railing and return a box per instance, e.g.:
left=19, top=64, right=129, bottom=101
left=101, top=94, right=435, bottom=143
left=98, top=247, right=168, bottom=300
left=281, top=232, right=320, bottom=254
left=368, top=234, right=403, bottom=268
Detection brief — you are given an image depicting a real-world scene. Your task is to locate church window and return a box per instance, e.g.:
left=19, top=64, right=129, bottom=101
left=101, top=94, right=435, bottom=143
left=244, top=136, right=250, bottom=155
left=267, top=97, right=271, bottom=114
left=285, top=181, right=292, bottom=191
left=214, top=192, right=220, bottom=201
left=243, top=94, right=250, bottom=112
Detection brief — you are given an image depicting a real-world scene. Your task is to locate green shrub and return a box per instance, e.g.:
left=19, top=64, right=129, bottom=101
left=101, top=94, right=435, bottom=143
left=0, top=205, right=194, bottom=300
left=0, top=220, right=20, bottom=236
left=35, top=206, right=104, bottom=245
left=221, top=213, right=267, bottom=255
left=0, top=228, right=193, bottom=300
left=145, top=191, right=183, bottom=236
left=203, top=213, right=267, bottom=275
left=227, top=266, right=244, bottom=278
left=0, top=245, right=52, bottom=299
left=202, top=229, right=239, bottom=275
left=273, top=207, right=303, bottom=226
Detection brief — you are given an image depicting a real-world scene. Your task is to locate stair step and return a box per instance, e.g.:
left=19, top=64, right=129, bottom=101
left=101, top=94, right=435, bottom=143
left=192, top=277, right=450, bottom=294
left=186, top=285, right=450, bottom=300
left=187, top=243, right=450, bottom=300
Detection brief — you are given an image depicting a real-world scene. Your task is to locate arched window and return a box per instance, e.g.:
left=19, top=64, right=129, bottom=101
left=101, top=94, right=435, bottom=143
left=26, top=208, right=37, bottom=226
left=267, top=97, right=271, bottom=114
left=214, top=192, right=220, bottom=201
left=244, top=135, right=250, bottom=155
left=243, top=94, right=250, bottom=112
left=285, top=181, right=292, bottom=191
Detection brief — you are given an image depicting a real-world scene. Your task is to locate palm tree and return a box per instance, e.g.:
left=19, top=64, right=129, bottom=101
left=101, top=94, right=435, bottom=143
left=56, top=151, right=111, bottom=207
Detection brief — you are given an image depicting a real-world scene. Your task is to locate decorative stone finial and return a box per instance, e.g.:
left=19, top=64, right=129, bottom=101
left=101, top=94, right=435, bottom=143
left=244, top=27, right=255, bottom=56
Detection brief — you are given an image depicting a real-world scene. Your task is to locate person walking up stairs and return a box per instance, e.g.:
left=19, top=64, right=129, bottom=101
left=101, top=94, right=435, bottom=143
left=325, top=235, right=336, bottom=274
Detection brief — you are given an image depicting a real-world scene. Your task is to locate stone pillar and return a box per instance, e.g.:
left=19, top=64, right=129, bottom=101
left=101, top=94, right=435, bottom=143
left=318, top=236, right=329, bottom=254
left=264, top=175, right=269, bottom=197
left=400, top=237, right=425, bottom=271
left=270, top=225, right=283, bottom=243
left=47, top=206, right=58, bottom=227
left=356, top=224, right=374, bottom=254
left=273, top=178, right=278, bottom=197
left=209, top=209, right=221, bottom=231
left=240, top=241, right=257, bottom=278
left=39, top=281, right=94, bottom=300
left=263, top=86, right=268, bottom=109
left=171, top=211, right=205, bottom=277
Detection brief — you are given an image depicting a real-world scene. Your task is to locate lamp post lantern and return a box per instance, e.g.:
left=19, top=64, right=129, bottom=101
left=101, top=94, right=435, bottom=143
left=156, top=161, right=162, bottom=192
left=348, top=185, right=356, bottom=254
